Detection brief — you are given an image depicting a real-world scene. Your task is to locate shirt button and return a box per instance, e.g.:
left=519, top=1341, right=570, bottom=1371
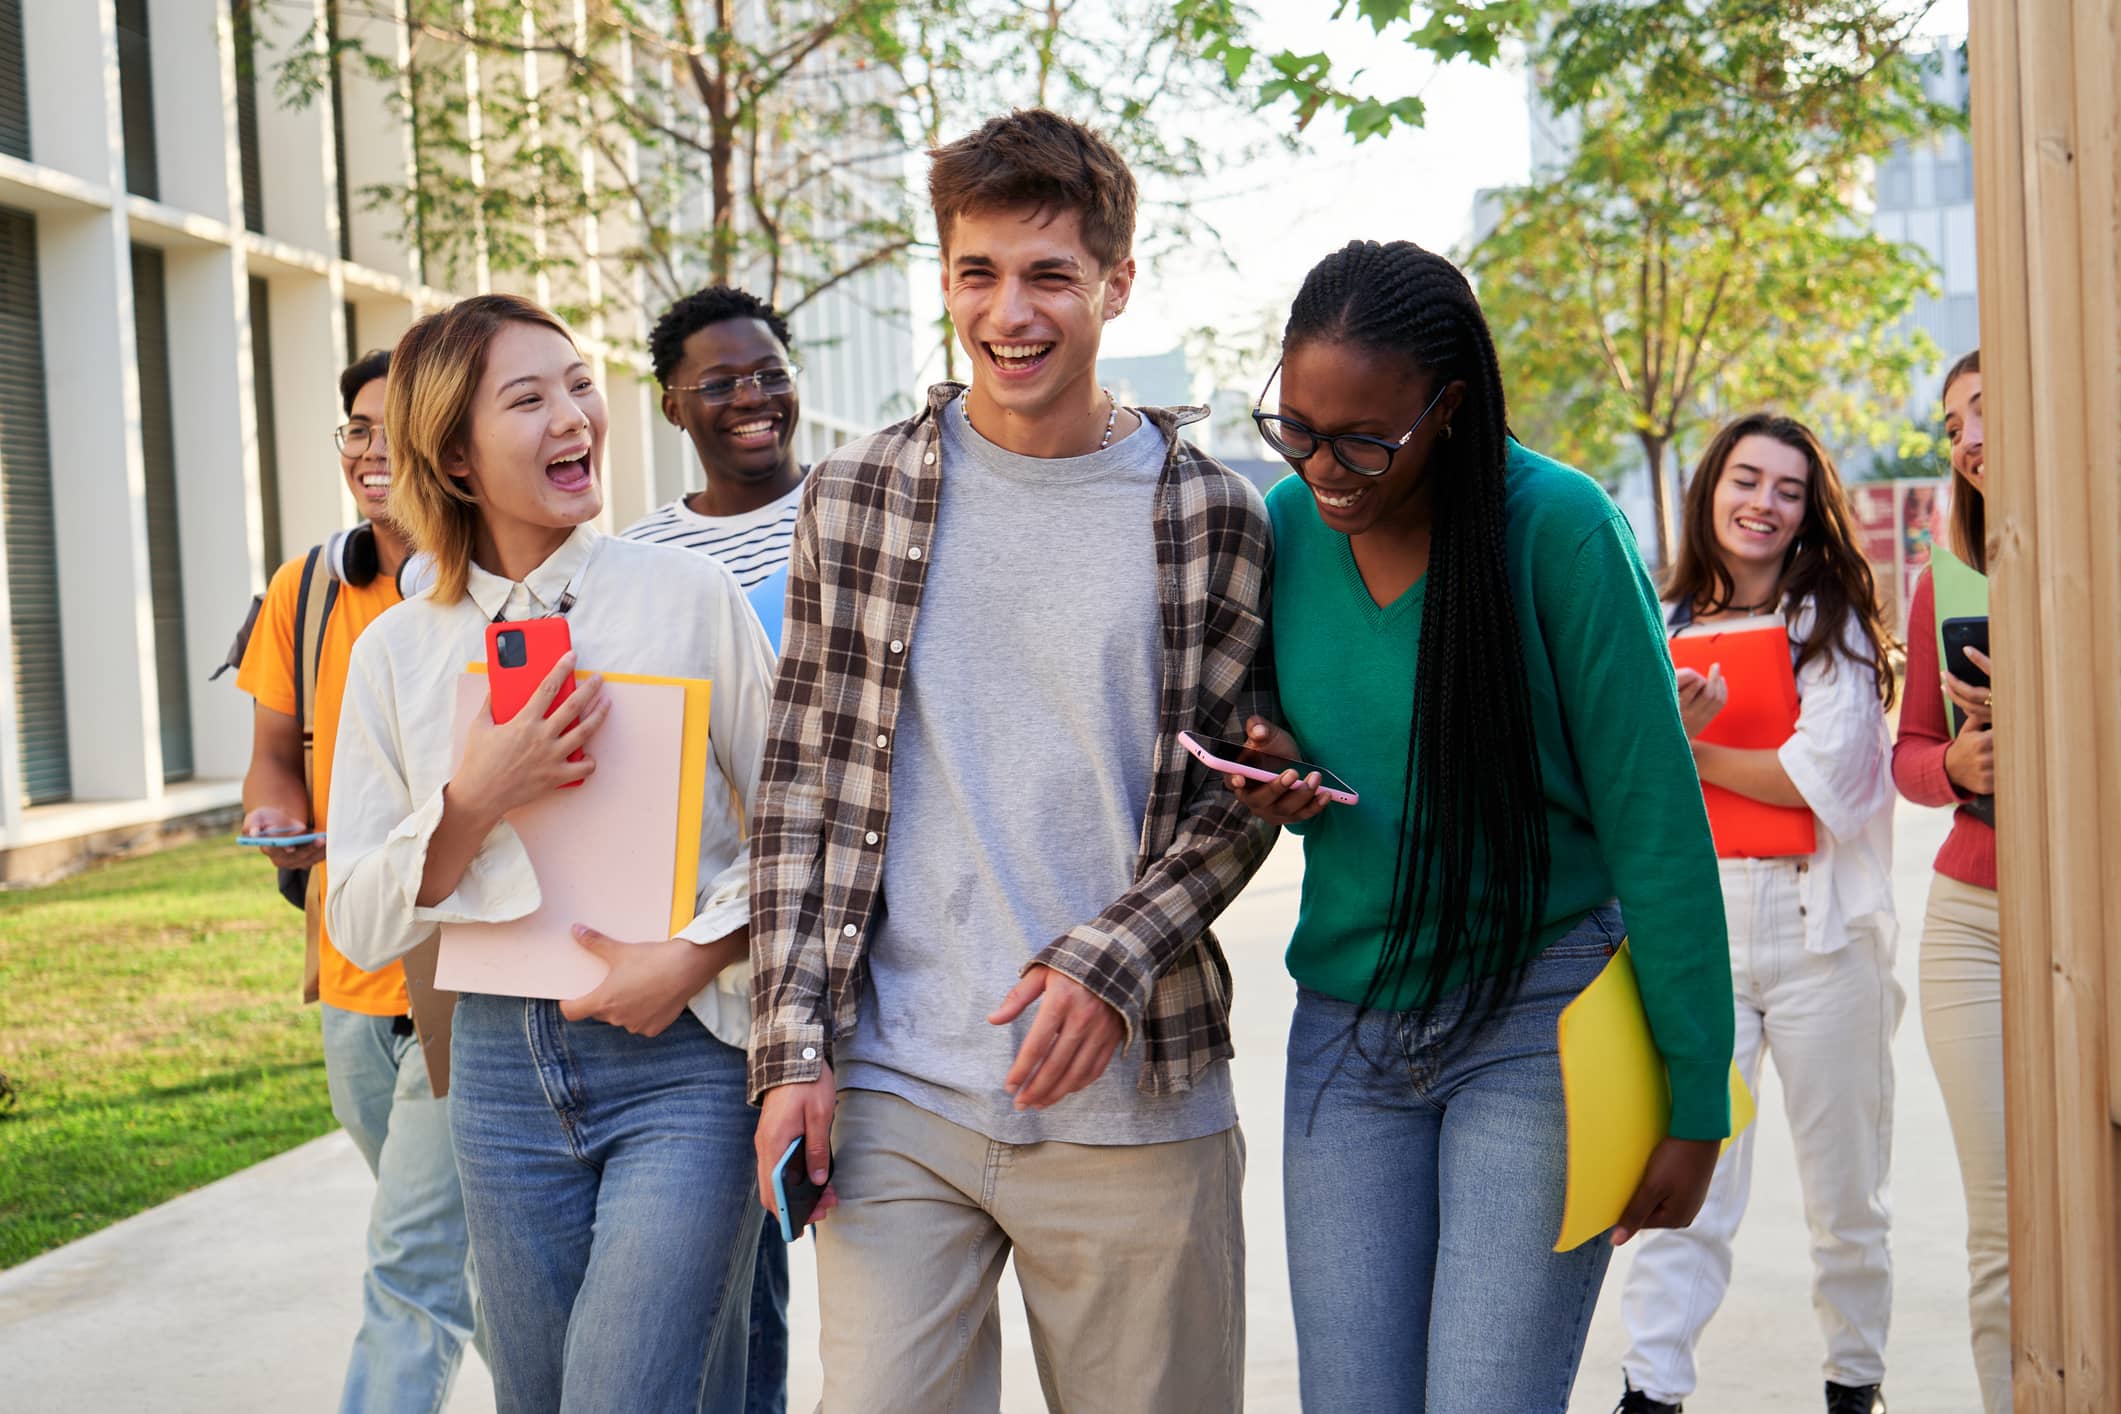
left=875, top=733, right=888, bottom=748
left=800, top=1046, right=818, bottom=1061
left=842, top=923, right=858, bottom=938
left=908, top=546, right=923, bottom=560
left=889, top=639, right=904, bottom=653
left=923, top=451, right=936, bottom=465
left=865, top=831, right=880, bottom=845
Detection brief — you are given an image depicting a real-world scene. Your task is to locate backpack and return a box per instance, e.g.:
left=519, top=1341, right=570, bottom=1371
left=215, top=541, right=343, bottom=914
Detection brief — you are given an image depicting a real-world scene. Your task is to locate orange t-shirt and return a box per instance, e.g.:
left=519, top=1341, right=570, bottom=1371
left=237, top=552, right=407, bottom=1016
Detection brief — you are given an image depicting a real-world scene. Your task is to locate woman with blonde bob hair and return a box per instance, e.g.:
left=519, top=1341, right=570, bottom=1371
left=324, top=293, right=779, bottom=1413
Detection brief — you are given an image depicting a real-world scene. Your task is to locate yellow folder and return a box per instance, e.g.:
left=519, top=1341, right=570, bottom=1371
left=1554, top=942, right=1756, bottom=1252
left=467, top=663, right=711, bottom=935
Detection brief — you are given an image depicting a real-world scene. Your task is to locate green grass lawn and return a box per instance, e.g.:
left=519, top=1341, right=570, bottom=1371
left=0, top=840, right=336, bottom=1269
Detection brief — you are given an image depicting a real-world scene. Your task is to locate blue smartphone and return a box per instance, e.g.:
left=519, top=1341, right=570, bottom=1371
left=237, top=830, right=324, bottom=848
left=770, top=1135, right=830, bottom=1242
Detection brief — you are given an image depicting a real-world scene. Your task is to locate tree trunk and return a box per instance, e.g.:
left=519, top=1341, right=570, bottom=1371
left=1639, top=431, right=1674, bottom=567
left=707, top=0, right=735, bottom=284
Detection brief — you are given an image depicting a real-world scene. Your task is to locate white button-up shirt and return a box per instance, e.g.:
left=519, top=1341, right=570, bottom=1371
left=324, top=524, right=776, bottom=1046
left=1673, top=600, right=1897, bottom=955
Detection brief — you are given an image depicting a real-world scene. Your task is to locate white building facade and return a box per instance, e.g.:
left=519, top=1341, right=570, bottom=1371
left=0, top=0, right=911, bottom=878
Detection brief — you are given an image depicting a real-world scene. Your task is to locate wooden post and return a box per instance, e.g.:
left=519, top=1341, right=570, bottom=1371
left=1967, top=1, right=2121, bottom=1408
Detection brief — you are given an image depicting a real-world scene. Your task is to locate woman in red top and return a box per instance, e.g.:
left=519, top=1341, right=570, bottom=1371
left=1893, top=349, right=2008, bottom=1414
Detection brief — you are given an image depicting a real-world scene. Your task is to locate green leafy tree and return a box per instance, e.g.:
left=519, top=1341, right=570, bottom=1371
left=1215, top=1, right=1958, bottom=561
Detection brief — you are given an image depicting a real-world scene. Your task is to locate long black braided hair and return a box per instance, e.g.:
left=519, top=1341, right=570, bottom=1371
left=1286, top=240, right=1552, bottom=1031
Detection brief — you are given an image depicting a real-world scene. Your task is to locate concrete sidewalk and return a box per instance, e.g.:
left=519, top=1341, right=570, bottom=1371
left=0, top=801, right=1983, bottom=1411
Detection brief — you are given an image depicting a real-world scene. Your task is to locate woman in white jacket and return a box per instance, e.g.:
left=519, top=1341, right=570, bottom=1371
left=325, top=294, right=777, bottom=1414
left=1616, top=413, right=1902, bottom=1414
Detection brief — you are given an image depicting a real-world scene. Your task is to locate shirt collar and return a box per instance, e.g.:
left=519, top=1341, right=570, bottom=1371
left=464, top=522, right=601, bottom=621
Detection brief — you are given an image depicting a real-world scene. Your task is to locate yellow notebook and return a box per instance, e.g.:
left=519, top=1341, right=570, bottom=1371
left=1554, top=942, right=1756, bottom=1252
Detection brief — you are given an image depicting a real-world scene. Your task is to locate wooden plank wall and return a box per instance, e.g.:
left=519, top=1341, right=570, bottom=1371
left=1966, top=2, right=2121, bottom=1409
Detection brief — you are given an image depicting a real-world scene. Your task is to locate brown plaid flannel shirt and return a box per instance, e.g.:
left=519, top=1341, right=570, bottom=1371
left=747, top=384, right=1278, bottom=1103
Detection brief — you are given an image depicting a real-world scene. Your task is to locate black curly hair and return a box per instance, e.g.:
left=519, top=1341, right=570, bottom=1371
left=649, top=286, right=793, bottom=387
left=1285, top=239, right=1550, bottom=1030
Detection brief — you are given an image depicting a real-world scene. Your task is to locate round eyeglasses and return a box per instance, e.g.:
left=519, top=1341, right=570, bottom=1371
left=668, top=365, right=800, bottom=407
left=334, top=421, right=386, bottom=455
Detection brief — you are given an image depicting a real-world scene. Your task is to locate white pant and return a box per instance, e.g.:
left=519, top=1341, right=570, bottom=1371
left=1918, top=873, right=2011, bottom=1414
left=1621, top=857, right=1905, bottom=1402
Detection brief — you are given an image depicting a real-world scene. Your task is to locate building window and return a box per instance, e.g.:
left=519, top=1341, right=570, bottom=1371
left=115, top=0, right=160, bottom=201
left=0, top=206, right=70, bottom=805
left=251, top=277, right=283, bottom=570
left=130, top=244, right=193, bottom=783
left=0, top=0, right=28, bottom=162
left=1876, top=151, right=1913, bottom=212
left=343, top=299, right=359, bottom=369
left=232, top=0, right=265, bottom=233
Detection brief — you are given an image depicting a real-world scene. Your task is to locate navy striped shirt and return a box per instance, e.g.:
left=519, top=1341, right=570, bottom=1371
left=618, top=481, right=804, bottom=589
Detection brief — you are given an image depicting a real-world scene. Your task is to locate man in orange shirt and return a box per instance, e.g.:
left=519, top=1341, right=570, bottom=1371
left=238, top=350, right=478, bottom=1412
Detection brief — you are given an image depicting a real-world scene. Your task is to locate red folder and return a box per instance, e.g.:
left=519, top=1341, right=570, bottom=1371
left=1670, top=622, right=1818, bottom=858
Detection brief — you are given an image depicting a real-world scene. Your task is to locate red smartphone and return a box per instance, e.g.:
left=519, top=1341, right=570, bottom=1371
left=485, top=618, right=585, bottom=787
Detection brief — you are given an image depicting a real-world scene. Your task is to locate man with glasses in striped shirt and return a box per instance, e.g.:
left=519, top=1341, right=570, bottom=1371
left=623, top=286, right=807, bottom=651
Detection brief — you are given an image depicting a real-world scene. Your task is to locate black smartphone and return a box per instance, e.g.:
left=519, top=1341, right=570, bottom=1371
left=1940, top=615, right=1994, bottom=826
left=771, top=1136, right=830, bottom=1242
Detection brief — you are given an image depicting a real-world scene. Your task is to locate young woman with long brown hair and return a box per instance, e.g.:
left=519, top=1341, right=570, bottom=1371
left=1894, top=350, right=2008, bottom=1413
left=323, top=294, right=779, bottom=1412
left=1617, top=413, right=1902, bottom=1414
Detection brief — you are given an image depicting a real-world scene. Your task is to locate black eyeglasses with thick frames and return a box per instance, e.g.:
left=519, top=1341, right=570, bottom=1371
left=1251, top=358, right=1449, bottom=476
left=667, top=364, right=801, bottom=407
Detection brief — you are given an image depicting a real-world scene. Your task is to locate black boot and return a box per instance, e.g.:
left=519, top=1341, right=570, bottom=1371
left=1616, top=1380, right=1683, bottom=1414
left=1825, top=1381, right=1886, bottom=1414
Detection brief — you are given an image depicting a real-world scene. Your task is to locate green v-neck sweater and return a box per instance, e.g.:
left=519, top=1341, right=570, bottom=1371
left=1266, top=441, right=1734, bottom=1139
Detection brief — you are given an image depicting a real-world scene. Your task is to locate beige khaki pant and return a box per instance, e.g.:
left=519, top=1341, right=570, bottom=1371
left=1919, top=873, right=2012, bottom=1414
left=814, top=1088, right=1245, bottom=1414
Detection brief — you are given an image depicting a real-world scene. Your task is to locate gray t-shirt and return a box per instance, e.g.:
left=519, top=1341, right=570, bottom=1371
left=835, top=396, right=1238, bottom=1145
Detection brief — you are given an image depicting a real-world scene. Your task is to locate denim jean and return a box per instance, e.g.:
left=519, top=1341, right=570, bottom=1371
left=745, top=1211, right=789, bottom=1414
left=320, top=1004, right=478, bottom=1414
left=449, top=994, right=764, bottom=1414
left=1282, top=906, right=1625, bottom=1414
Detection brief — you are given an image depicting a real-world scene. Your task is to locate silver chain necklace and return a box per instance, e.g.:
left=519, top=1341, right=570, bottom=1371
left=962, top=388, right=1120, bottom=450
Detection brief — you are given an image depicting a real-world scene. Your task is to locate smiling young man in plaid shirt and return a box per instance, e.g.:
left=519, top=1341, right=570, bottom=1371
left=748, top=109, right=1276, bottom=1411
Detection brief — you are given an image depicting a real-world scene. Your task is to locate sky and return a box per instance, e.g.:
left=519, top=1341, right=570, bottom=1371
left=907, top=0, right=1970, bottom=394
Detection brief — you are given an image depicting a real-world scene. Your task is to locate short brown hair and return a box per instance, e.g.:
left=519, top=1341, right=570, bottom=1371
left=1941, top=348, right=1986, bottom=571
left=385, top=293, right=579, bottom=604
left=928, top=109, right=1137, bottom=269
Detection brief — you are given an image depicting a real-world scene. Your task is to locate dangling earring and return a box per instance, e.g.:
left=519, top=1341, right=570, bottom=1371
left=1442, top=422, right=1454, bottom=440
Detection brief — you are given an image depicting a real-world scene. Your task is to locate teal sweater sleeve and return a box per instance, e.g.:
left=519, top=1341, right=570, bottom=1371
left=1545, top=512, right=1734, bottom=1139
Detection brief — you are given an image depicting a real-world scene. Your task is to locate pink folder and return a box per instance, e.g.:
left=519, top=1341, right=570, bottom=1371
left=434, top=675, right=685, bottom=999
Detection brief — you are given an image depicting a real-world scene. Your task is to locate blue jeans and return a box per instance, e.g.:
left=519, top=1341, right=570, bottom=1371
left=449, top=995, right=764, bottom=1414
left=746, top=1211, right=789, bottom=1414
left=320, top=1004, right=478, bottom=1414
left=1282, top=907, right=1624, bottom=1413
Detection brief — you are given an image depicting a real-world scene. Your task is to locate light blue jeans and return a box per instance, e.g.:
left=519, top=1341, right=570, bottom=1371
left=320, top=1004, right=479, bottom=1414
left=448, top=994, right=763, bottom=1414
left=1282, top=906, right=1624, bottom=1413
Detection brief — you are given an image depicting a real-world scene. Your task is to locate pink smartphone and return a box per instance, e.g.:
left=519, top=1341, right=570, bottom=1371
left=1178, top=731, right=1359, bottom=806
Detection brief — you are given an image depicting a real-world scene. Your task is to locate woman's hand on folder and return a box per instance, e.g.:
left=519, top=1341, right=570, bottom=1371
left=1610, top=1136, right=1720, bottom=1246
left=559, top=925, right=739, bottom=1037
left=454, top=657, right=610, bottom=820
left=1675, top=665, right=1727, bottom=739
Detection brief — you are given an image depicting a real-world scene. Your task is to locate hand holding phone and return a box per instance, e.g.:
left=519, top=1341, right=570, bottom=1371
left=452, top=649, right=610, bottom=821
left=239, top=806, right=326, bottom=867
left=488, top=620, right=587, bottom=787
left=771, top=1135, right=833, bottom=1241
left=1181, top=722, right=1358, bottom=813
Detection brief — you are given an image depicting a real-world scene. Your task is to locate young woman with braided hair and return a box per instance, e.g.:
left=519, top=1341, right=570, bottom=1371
left=1227, top=240, right=1734, bottom=1411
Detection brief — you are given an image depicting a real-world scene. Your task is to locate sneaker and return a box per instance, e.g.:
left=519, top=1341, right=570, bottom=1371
left=1617, top=1382, right=1683, bottom=1414
left=1825, top=1382, right=1886, bottom=1414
